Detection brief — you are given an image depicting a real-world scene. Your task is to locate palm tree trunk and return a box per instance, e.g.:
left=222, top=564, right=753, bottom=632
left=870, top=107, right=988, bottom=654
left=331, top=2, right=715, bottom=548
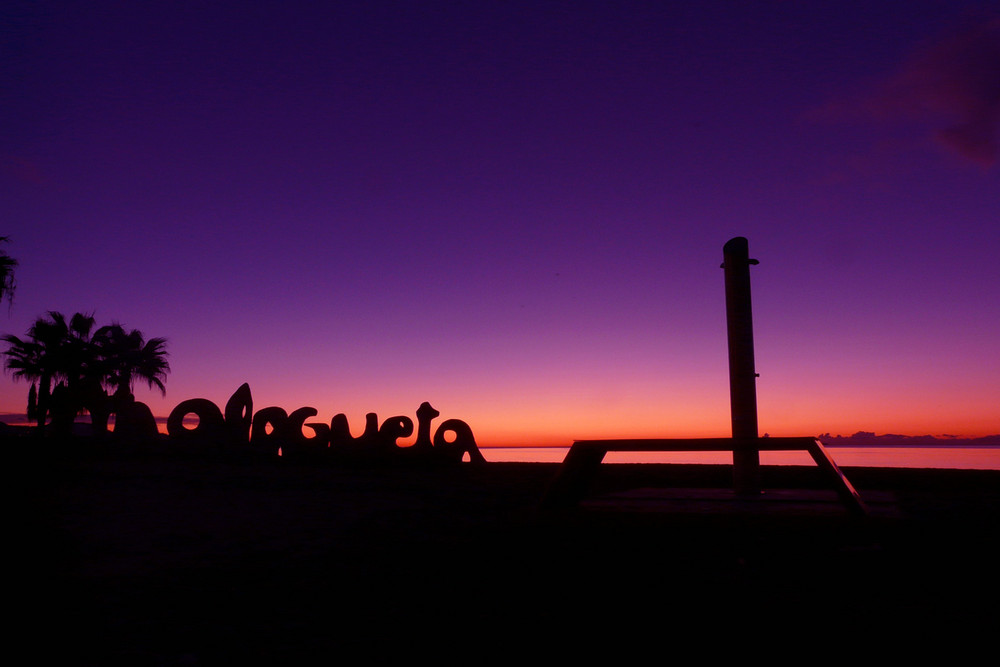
left=27, top=383, right=37, bottom=422
left=36, top=373, right=51, bottom=431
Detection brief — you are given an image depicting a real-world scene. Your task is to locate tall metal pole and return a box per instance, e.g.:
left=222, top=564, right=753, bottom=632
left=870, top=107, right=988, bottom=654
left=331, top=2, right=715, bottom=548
left=722, top=237, right=761, bottom=495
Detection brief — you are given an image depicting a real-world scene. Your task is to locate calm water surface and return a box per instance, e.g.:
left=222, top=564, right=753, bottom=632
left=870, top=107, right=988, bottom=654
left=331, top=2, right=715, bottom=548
left=481, top=446, right=1000, bottom=470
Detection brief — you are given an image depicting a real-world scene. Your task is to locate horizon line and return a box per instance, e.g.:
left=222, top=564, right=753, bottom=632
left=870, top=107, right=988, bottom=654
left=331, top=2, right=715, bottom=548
left=1, top=412, right=997, bottom=444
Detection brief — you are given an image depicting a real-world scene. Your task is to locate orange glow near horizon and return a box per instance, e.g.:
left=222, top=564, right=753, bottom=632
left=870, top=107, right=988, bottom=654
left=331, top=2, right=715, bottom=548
left=10, top=382, right=984, bottom=446
left=3, top=369, right=997, bottom=445
left=2, top=369, right=997, bottom=444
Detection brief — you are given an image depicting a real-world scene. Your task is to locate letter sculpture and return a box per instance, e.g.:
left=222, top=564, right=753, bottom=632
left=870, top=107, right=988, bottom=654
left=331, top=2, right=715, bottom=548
left=165, top=384, right=485, bottom=465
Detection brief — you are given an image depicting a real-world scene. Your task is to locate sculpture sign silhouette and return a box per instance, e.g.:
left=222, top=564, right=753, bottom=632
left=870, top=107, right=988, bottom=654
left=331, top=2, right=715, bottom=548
left=159, top=383, right=485, bottom=464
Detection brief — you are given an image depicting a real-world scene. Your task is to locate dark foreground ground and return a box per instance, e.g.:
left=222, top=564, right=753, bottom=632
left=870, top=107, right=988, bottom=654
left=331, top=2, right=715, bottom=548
left=21, top=444, right=1000, bottom=663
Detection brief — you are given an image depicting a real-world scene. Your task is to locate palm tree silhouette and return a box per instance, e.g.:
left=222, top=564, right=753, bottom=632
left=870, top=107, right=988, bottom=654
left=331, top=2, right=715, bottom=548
left=94, top=323, right=169, bottom=409
left=58, top=311, right=98, bottom=390
left=45, top=312, right=98, bottom=432
left=3, top=329, right=49, bottom=428
left=3, top=312, right=171, bottom=434
left=0, top=236, right=16, bottom=307
left=91, top=325, right=168, bottom=436
left=1, top=312, right=92, bottom=430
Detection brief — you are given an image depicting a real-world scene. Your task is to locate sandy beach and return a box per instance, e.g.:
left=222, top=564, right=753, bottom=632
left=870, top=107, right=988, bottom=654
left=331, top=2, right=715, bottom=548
left=27, top=443, right=1000, bottom=663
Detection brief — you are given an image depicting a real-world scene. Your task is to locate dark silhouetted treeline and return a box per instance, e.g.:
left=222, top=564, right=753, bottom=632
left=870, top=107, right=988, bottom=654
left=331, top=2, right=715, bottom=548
left=2, top=311, right=168, bottom=435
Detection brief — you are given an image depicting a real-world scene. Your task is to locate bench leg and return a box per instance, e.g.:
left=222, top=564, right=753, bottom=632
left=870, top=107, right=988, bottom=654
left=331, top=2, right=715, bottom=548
left=806, top=440, right=869, bottom=517
left=540, top=445, right=608, bottom=510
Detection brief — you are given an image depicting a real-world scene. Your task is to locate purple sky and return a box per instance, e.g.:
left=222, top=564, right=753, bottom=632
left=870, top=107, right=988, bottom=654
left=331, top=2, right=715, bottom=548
left=3, top=1, right=998, bottom=444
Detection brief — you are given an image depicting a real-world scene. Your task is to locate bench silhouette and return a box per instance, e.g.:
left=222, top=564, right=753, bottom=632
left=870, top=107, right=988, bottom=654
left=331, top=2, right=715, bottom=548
left=541, top=436, right=868, bottom=516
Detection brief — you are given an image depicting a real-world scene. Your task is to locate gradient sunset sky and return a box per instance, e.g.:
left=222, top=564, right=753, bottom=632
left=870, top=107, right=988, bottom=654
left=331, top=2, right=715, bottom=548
left=3, top=1, right=998, bottom=445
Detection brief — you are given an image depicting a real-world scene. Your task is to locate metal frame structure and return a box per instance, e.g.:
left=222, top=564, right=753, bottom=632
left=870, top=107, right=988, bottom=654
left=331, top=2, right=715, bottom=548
left=540, top=436, right=868, bottom=516
left=541, top=238, right=868, bottom=516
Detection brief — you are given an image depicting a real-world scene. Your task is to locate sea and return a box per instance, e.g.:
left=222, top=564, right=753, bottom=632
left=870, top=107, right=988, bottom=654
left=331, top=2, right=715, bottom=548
left=479, top=445, right=1000, bottom=470
left=7, top=418, right=998, bottom=470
